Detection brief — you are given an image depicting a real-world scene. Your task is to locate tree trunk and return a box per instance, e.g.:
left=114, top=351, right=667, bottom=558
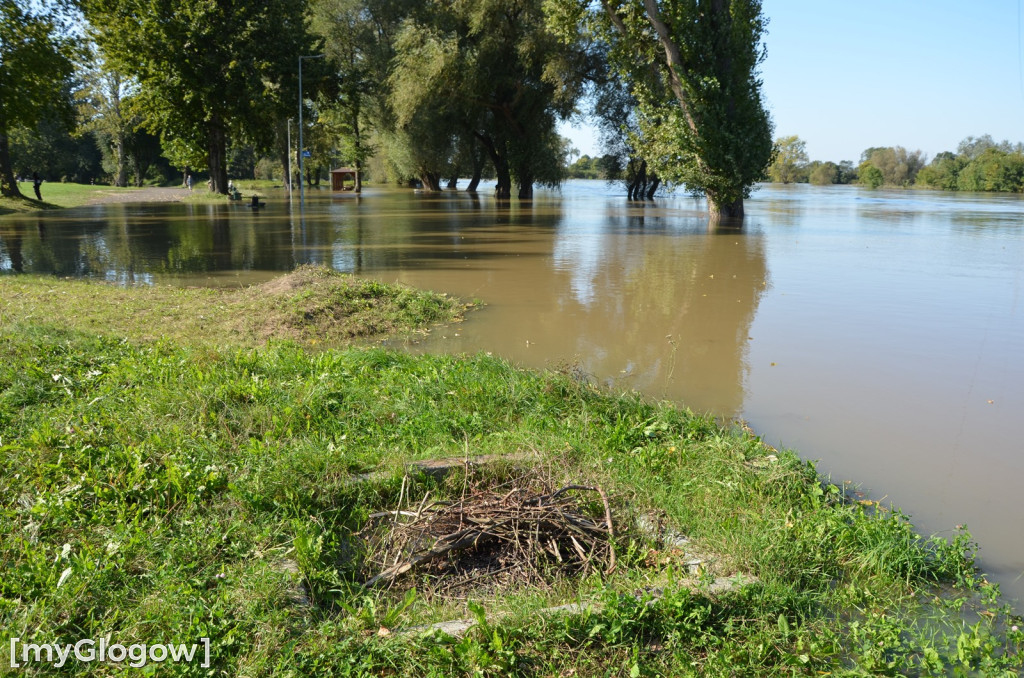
left=517, top=169, right=533, bottom=199
left=475, top=132, right=511, bottom=198
left=708, top=194, right=744, bottom=220
left=279, top=126, right=291, bottom=193
left=420, top=171, right=442, bottom=192
left=466, top=147, right=484, bottom=192
left=627, top=159, right=646, bottom=200
left=351, top=99, right=364, bottom=194
left=132, top=157, right=145, bottom=187
left=0, top=127, right=23, bottom=198
left=114, top=134, right=127, bottom=187
left=645, top=175, right=660, bottom=199
left=206, top=113, right=229, bottom=194
left=493, top=163, right=511, bottom=199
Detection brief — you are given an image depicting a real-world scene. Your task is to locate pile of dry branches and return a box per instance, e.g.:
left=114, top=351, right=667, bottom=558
left=361, top=477, right=615, bottom=592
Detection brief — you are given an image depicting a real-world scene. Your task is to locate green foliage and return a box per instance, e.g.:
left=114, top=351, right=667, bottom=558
left=82, top=0, right=314, bottom=193
left=311, top=0, right=403, bottom=188
left=956, top=147, right=1024, bottom=192
left=373, top=0, right=590, bottom=197
left=916, top=151, right=963, bottom=191
left=858, top=162, right=884, bottom=189
left=858, top=146, right=925, bottom=187
left=808, top=160, right=838, bottom=186
left=0, top=0, right=80, bottom=196
left=911, top=135, right=1024, bottom=193
left=9, top=115, right=104, bottom=185
left=565, top=153, right=620, bottom=179
left=767, top=135, right=808, bottom=184
left=584, top=0, right=774, bottom=216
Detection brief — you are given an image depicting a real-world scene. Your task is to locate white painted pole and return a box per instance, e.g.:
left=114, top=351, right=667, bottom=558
left=298, top=54, right=324, bottom=205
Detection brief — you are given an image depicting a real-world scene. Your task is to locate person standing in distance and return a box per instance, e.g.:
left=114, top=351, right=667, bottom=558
left=32, top=172, right=42, bottom=200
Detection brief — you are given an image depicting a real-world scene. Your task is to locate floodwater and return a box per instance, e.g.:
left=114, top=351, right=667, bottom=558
left=2, top=181, right=1023, bottom=603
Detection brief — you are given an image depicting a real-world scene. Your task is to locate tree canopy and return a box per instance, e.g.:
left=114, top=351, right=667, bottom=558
left=767, top=135, right=807, bottom=184
left=557, top=0, right=774, bottom=217
left=81, top=0, right=314, bottom=193
left=0, top=0, right=79, bottom=197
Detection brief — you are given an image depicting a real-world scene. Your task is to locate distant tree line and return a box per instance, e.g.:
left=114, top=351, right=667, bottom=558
left=766, top=134, right=1024, bottom=193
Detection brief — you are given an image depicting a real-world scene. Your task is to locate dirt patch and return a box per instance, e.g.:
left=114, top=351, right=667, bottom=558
left=86, top=186, right=187, bottom=205
left=255, top=267, right=327, bottom=296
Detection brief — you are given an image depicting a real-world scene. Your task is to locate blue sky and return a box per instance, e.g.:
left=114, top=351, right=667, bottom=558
left=560, top=0, right=1024, bottom=163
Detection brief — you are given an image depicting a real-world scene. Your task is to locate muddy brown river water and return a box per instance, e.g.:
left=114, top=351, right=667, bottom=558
left=3, top=181, right=1023, bottom=603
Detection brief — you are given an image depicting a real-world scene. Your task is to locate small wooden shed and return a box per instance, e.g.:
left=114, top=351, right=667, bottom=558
left=330, top=167, right=358, bottom=191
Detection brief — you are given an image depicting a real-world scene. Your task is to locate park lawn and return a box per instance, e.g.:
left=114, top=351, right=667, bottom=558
left=0, top=182, right=163, bottom=215
left=0, top=267, right=1022, bottom=676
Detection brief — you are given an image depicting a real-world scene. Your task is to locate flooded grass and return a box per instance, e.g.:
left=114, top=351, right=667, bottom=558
left=1, top=279, right=1022, bottom=673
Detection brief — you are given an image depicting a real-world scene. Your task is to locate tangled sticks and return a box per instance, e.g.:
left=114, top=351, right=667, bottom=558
left=362, top=480, right=616, bottom=591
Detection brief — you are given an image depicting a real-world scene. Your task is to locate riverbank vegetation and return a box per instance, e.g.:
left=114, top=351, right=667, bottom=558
left=5, top=0, right=777, bottom=213
left=768, top=133, right=1024, bottom=193
left=1, top=269, right=1022, bottom=675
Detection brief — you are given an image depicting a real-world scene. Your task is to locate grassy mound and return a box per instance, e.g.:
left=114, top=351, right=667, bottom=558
left=1, top=326, right=1021, bottom=675
left=0, top=265, right=467, bottom=347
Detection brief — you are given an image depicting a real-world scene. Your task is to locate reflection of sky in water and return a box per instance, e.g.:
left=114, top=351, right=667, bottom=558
left=552, top=225, right=606, bottom=307
left=331, top=248, right=357, bottom=273
left=105, top=270, right=154, bottom=285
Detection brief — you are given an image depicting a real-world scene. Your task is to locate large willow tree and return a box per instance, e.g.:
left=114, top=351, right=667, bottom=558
left=551, top=0, right=773, bottom=217
left=382, top=0, right=594, bottom=198
left=82, top=0, right=312, bottom=193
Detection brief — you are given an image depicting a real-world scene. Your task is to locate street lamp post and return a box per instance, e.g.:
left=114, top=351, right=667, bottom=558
left=298, top=54, right=325, bottom=204
left=287, top=118, right=293, bottom=197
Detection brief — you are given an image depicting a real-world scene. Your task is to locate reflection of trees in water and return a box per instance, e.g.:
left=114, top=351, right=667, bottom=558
left=1, top=216, right=108, bottom=276
left=323, top=191, right=553, bottom=273
left=551, top=214, right=769, bottom=418
left=0, top=222, right=25, bottom=272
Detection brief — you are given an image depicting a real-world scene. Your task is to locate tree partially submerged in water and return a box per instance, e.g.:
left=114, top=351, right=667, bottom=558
left=383, top=0, right=595, bottom=198
left=549, top=0, right=773, bottom=218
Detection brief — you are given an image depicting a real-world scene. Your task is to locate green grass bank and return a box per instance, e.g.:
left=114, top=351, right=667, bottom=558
left=0, top=266, right=466, bottom=348
left=0, top=182, right=158, bottom=214
left=0, top=271, right=1022, bottom=676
